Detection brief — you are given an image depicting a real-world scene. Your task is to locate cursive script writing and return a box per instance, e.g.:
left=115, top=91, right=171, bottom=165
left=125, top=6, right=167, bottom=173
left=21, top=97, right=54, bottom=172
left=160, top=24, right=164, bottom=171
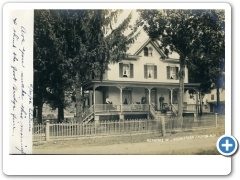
left=21, top=72, right=26, bottom=99
left=13, top=18, right=17, bottom=25
left=13, top=28, right=19, bottom=48
left=11, top=66, right=17, bottom=82
left=19, top=47, right=25, bottom=68
left=28, top=108, right=33, bottom=132
left=10, top=113, right=17, bottom=134
left=11, top=84, right=18, bottom=111
left=20, top=104, right=27, bottom=119
left=15, top=122, right=26, bottom=154
left=13, top=52, right=18, bottom=62
left=28, top=84, right=33, bottom=104
left=21, top=26, right=26, bottom=44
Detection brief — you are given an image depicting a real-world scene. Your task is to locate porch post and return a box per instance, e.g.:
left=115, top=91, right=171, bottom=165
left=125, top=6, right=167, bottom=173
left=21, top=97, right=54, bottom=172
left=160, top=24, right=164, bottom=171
left=120, top=88, right=123, bottom=112
left=147, top=87, right=152, bottom=119
left=117, top=87, right=125, bottom=112
left=89, top=90, right=93, bottom=105
left=147, top=87, right=152, bottom=105
left=93, top=86, right=96, bottom=105
left=168, top=88, right=173, bottom=111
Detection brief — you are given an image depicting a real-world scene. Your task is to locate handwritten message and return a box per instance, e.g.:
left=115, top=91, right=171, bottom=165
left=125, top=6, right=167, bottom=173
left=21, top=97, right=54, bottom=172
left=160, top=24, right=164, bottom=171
left=10, top=11, right=33, bottom=154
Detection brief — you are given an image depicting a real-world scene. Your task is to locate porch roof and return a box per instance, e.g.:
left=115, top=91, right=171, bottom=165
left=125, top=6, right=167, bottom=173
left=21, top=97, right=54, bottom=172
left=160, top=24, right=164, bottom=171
left=83, top=80, right=200, bottom=90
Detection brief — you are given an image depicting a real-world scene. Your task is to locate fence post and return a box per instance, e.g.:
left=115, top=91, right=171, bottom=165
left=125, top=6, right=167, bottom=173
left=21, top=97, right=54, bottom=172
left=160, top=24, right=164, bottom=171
left=215, top=113, right=218, bottom=128
left=45, top=120, right=50, bottom=141
left=161, top=117, right=165, bottom=137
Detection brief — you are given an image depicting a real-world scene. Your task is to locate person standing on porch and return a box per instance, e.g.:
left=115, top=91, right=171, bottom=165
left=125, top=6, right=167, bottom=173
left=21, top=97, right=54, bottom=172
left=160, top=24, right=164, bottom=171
left=159, top=95, right=164, bottom=110
left=106, top=96, right=111, bottom=104
left=106, top=96, right=112, bottom=111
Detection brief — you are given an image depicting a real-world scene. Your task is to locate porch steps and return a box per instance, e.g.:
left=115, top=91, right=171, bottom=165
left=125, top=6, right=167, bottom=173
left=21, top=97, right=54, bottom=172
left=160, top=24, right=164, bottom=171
left=83, top=114, right=94, bottom=124
left=154, top=111, right=175, bottom=120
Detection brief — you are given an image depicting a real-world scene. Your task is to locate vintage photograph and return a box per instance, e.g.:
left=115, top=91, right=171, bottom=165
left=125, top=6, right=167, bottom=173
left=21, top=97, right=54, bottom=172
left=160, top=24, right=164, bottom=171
left=32, top=9, right=225, bottom=155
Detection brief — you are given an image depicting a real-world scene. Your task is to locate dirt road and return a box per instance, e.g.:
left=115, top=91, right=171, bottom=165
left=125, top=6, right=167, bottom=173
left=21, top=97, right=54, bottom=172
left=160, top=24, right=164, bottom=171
left=33, top=135, right=220, bottom=155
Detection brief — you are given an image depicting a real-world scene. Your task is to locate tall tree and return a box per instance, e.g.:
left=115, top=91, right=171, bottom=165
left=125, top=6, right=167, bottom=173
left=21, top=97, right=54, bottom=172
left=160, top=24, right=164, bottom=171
left=138, top=9, right=225, bottom=117
left=61, top=10, right=139, bottom=122
left=34, top=10, right=139, bottom=123
left=34, top=10, right=75, bottom=123
left=187, top=10, right=225, bottom=115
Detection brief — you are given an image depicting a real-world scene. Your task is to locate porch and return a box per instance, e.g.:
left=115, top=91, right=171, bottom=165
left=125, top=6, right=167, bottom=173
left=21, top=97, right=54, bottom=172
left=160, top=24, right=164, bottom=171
left=82, top=80, right=202, bottom=122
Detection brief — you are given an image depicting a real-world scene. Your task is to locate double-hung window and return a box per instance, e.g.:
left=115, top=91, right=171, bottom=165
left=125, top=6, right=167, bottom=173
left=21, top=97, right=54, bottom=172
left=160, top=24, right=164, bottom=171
left=144, top=64, right=157, bottom=79
left=211, top=94, right=214, bottom=100
left=167, top=66, right=179, bottom=80
left=119, top=63, right=134, bottom=78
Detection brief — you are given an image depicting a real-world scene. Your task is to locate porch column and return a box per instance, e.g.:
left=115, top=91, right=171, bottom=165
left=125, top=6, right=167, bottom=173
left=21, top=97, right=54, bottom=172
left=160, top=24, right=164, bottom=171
left=93, top=85, right=99, bottom=113
left=117, top=86, right=125, bottom=112
left=168, top=88, right=173, bottom=111
left=147, top=88, right=152, bottom=105
left=93, top=86, right=96, bottom=105
left=168, top=88, right=173, bottom=104
left=89, top=91, right=93, bottom=105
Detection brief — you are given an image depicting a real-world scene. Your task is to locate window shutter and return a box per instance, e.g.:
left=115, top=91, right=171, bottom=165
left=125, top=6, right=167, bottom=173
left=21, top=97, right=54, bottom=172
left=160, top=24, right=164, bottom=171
left=176, top=67, right=179, bottom=80
left=144, top=65, right=148, bottom=78
left=119, top=63, right=123, bottom=77
left=167, top=66, right=170, bottom=79
left=154, top=65, right=157, bottom=79
left=130, top=64, right=134, bottom=78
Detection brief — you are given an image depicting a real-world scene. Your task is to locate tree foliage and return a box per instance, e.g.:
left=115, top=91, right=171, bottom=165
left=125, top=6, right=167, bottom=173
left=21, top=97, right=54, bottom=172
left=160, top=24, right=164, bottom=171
left=138, top=9, right=225, bottom=116
left=34, top=10, right=138, bottom=123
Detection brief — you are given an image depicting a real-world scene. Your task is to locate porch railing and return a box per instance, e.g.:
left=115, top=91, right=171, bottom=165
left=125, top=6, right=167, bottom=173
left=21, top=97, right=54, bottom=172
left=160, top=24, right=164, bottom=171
left=82, top=105, right=94, bottom=122
left=90, top=104, right=150, bottom=113
left=82, top=104, right=150, bottom=122
left=171, top=104, right=178, bottom=116
left=150, top=103, right=156, bottom=119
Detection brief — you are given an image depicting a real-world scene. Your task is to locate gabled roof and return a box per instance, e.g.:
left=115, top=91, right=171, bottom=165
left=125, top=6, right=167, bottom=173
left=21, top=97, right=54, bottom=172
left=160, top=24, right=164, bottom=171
left=133, top=39, right=167, bottom=58
left=126, top=33, right=180, bottom=61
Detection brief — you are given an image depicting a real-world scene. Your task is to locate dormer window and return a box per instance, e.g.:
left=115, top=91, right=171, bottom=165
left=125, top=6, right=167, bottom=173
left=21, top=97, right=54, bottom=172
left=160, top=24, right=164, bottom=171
left=144, top=47, right=148, bottom=56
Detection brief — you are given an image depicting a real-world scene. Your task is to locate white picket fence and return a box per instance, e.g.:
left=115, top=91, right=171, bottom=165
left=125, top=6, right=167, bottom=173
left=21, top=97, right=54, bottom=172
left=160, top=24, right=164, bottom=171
left=33, top=114, right=220, bottom=142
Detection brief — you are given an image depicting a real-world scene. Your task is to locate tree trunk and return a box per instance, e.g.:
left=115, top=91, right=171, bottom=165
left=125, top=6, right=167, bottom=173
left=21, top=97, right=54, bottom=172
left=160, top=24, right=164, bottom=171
left=58, top=104, right=64, bottom=123
left=216, top=78, right=220, bottom=114
left=57, top=89, right=65, bottom=123
left=178, top=55, right=186, bottom=118
left=75, top=71, right=83, bottom=122
left=199, top=93, right=202, bottom=116
left=37, top=102, right=43, bottom=124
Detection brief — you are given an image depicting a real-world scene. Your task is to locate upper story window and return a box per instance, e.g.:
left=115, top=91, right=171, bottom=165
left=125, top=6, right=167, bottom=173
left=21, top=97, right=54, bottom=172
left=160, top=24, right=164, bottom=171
left=144, top=46, right=153, bottom=56
left=119, top=63, right=134, bottom=78
left=211, top=94, right=214, bottom=100
left=144, top=65, right=157, bottom=79
left=167, top=66, right=179, bottom=80
left=123, top=64, right=129, bottom=77
left=144, top=47, right=148, bottom=56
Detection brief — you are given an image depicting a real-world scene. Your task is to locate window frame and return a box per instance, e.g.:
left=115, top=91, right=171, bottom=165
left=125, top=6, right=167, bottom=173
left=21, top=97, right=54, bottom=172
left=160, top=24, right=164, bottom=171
left=167, top=66, right=179, bottom=80
left=144, top=47, right=149, bottom=56
left=144, top=64, right=157, bottom=79
left=119, top=62, right=134, bottom=78
left=211, top=94, right=214, bottom=100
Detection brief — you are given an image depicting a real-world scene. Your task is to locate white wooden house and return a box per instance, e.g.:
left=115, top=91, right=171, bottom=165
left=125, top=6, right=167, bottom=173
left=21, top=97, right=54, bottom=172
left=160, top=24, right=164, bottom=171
left=82, top=36, right=210, bottom=122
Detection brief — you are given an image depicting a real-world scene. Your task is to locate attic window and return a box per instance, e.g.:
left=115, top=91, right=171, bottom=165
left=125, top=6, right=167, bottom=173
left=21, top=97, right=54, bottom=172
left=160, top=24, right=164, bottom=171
left=144, top=47, right=148, bottom=56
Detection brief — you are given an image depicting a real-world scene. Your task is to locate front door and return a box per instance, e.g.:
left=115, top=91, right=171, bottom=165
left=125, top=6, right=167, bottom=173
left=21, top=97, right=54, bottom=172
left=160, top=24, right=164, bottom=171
left=122, top=90, right=132, bottom=104
left=145, top=89, right=156, bottom=110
